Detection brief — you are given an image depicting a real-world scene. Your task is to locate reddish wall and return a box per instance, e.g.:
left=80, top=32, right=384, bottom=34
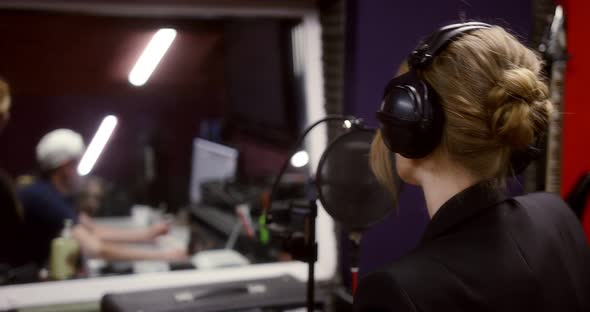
left=560, top=0, right=590, bottom=237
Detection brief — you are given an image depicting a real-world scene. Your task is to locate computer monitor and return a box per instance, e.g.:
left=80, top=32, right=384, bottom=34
left=189, top=138, right=238, bottom=204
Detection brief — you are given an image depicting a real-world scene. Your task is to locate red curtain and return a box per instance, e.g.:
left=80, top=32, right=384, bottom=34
left=560, top=0, right=590, bottom=241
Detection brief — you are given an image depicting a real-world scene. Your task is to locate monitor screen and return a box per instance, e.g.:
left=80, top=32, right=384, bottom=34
left=189, top=138, right=238, bottom=204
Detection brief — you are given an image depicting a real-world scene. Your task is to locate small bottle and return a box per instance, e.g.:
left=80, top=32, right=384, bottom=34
left=49, top=219, right=80, bottom=280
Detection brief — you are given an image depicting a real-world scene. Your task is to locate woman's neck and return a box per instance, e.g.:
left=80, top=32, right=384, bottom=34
left=418, top=163, right=481, bottom=218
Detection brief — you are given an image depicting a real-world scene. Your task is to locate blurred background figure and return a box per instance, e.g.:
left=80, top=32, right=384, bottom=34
left=76, top=176, right=106, bottom=217
left=18, top=129, right=86, bottom=266
left=0, top=78, right=10, bottom=133
left=0, top=78, right=32, bottom=283
left=18, top=129, right=186, bottom=269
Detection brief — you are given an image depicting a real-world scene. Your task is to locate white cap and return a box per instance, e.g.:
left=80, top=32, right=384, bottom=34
left=36, top=129, right=85, bottom=170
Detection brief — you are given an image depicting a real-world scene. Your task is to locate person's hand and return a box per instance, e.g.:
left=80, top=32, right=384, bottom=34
left=79, top=212, right=92, bottom=227
left=163, top=247, right=189, bottom=262
left=148, top=221, right=171, bottom=240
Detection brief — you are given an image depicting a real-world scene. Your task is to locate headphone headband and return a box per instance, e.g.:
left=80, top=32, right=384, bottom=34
left=408, top=22, right=492, bottom=68
left=376, top=22, right=493, bottom=159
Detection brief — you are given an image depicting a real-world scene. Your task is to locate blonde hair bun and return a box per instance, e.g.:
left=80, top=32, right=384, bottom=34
left=489, top=67, right=550, bottom=150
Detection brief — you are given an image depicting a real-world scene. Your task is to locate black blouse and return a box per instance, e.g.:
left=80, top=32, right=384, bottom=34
left=354, top=181, right=590, bottom=312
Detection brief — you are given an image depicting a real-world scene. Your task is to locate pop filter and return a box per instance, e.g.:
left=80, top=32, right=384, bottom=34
left=263, top=116, right=398, bottom=301
left=315, top=124, right=397, bottom=294
left=316, top=126, right=396, bottom=231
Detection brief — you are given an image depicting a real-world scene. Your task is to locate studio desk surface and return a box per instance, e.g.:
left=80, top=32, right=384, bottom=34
left=0, top=208, right=323, bottom=310
left=2, top=271, right=329, bottom=312
left=3, top=275, right=328, bottom=312
left=88, top=216, right=193, bottom=276
left=188, top=204, right=280, bottom=264
left=101, top=274, right=328, bottom=312
left=90, top=210, right=267, bottom=275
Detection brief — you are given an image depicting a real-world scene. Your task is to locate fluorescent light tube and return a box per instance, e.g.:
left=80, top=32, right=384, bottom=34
left=128, top=28, right=177, bottom=87
left=77, top=115, right=118, bottom=176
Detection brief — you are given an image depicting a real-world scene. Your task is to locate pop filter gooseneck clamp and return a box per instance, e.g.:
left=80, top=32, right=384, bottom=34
left=262, top=115, right=362, bottom=312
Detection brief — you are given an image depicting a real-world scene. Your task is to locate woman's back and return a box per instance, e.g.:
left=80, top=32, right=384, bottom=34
left=354, top=184, right=590, bottom=311
left=360, top=22, right=590, bottom=311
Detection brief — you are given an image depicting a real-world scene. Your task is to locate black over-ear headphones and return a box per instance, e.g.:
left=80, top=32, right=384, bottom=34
left=376, top=22, right=541, bottom=174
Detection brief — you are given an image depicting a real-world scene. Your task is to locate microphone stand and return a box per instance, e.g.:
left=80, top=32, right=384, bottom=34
left=348, top=231, right=362, bottom=295
left=305, top=195, right=318, bottom=312
left=264, top=115, right=361, bottom=312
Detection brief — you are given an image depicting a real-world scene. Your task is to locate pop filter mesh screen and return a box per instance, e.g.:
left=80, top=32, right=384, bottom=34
left=317, top=128, right=395, bottom=231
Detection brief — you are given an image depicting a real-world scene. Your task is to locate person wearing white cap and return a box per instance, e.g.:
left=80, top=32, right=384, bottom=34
left=36, top=129, right=85, bottom=192
left=19, top=129, right=186, bottom=268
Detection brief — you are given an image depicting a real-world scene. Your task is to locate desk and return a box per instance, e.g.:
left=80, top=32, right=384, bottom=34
left=93, top=216, right=190, bottom=245
left=0, top=206, right=337, bottom=310
left=89, top=215, right=252, bottom=275
left=189, top=204, right=279, bottom=264
left=89, top=217, right=190, bottom=275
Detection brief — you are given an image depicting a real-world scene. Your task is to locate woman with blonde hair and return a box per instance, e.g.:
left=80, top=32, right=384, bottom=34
left=354, top=22, right=590, bottom=311
left=0, top=78, right=19, bottom=227
left=0, top=78, right=10, bottom=132
left=0, top=78, right=31, bottom=283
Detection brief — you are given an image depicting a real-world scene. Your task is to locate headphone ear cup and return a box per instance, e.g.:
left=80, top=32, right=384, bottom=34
left=378, top=119, right=417, bottom=156
left=377, top=110, right=444, bottom=159
left=377, top=72, right=444, bottom=158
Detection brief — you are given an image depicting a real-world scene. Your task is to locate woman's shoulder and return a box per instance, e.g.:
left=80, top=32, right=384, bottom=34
left=511, top=192, right=575, bottom=222
left=509, top=192, right=588, bottom=248
left=354, top=247, right=482, bottom=312
left=354, top=251, right=441, bottom=312
left=354, top=263, right=418, bottom=312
